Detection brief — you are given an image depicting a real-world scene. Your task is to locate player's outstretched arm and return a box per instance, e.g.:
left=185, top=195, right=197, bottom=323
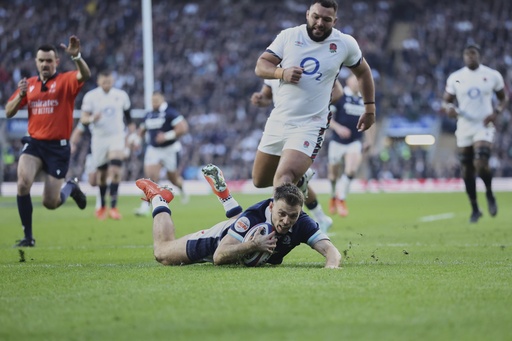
left=60, top=35, right=91, bottom=83
left=312, top=239, right=342, bottom=269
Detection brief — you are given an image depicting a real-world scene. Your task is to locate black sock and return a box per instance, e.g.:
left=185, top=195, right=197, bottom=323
left=306, top=199, right=318, bottom=210
left=479, top=170, right=493, bottom=197
left=17, top=194, right=33, bottom=240
left=110, top=183, right=119, bottom=208
left=99, top=185, right=108, bottom=207
left=463, top=176, right=479, bottom=211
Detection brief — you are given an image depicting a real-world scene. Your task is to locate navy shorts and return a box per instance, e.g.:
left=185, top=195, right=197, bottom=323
left=21, top=136, right=70, bottom=179
left=185, top=220, right=232, bottom=263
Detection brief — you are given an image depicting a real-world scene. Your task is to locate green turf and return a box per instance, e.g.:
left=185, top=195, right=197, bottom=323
left=1, top=191, right=511, bottom=341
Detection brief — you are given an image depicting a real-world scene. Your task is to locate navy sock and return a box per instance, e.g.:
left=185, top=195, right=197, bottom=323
left=17, top=194, right=33, bottom=240
left=99, top=185, right=108, bottom=207
left=479, top=170, right=493, bottom=192
left=306, top=199, right=318, bottom=210
left=60, top=180, right=74, bottom=205
left=152, top=206, right=171, bottom=218
left=110, top=182, right=119, bottom=208
left=463, top=176, right=479, bottom=211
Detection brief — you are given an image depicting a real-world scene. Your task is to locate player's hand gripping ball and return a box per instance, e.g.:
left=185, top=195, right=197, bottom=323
left=242, top=222, right=275, bottom=267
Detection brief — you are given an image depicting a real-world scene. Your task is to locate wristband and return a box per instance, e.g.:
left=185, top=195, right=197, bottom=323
left=19, top=92, right=26, bottom=98
left=364, top=101, right=375, bottom=105
left=71, top=52, right=82, bottom=61
left=163, top=130, right=177, bottom=141
left=273, top=68, right=284, bottom=80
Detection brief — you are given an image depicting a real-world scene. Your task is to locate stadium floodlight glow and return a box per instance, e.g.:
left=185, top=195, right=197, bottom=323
left=404, top=134, right=436, bottom=146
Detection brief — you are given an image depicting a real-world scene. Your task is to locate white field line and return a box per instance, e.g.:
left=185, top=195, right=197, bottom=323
left=418, top=212, right=455, bottom=222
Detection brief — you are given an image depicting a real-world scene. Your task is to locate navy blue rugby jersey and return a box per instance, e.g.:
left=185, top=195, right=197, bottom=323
left=332, top=87, right=365, bottom=145
left=143, top=102, right=184, bottom=147
left=228, top=199, right=329, bottom=265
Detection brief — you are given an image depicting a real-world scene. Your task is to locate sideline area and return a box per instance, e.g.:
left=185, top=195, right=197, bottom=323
left=1, top=178, right=511, bottom=197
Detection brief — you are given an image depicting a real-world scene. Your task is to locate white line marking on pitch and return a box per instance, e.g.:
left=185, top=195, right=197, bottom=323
left=419, top=213, right=455, bottom=222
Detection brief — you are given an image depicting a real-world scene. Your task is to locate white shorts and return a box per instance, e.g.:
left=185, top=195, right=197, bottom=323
left=328, top=140, right=362, bottom=164
left=91, top=134, right=126, bottom=168
left=455, top=123, right=495, bottom=148
left=257, top=120, right=326, bottom=160
left=144, top=142, right=182, bottom=171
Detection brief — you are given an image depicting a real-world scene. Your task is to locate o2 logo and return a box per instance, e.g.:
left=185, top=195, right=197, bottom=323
left=300, top=57, right=322, bottom=81
left=467, top=87, right=481, bottom=99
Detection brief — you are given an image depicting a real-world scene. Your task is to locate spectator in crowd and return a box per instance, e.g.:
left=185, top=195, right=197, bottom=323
left=1, top=1, right=511, bottom=182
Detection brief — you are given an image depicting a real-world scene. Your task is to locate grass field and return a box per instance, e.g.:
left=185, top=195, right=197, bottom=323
left=1, top=190, right=511, bottom=341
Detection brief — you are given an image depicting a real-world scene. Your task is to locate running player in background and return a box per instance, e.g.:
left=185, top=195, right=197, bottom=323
left=252, top=0, right=376, bottom=232
left=5, top=36, right=90, bottom=247
left=251, top=78, right=342, bottom=232
left=134, top=91, right=189, bottom=216
left=70, top=122, right=102, bottom=209
left=327, top=75, right=375, bottom=217
left=80, top=70, right=132, bottom=220
left=441, top=42, right=508, bottom=223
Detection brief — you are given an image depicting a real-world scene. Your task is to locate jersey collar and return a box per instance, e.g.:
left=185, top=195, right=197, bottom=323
left=38, top=72, right=59, bottom=91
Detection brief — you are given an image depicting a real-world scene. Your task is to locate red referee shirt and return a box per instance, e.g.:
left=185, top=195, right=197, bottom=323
left=9, top=71, right=84, bottom=140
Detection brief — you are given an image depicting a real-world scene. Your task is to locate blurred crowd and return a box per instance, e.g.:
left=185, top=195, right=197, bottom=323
left=1, top=0, right=511, bottom=182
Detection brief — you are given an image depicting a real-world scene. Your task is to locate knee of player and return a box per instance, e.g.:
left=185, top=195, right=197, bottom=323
left=154, top=251, right=172, bottom=266
left=474, top=146, right=491, bottom=162
left=42, top=197, right=60, bottom=210
left=252, top=177, right=270, bottom=188
left=17, top=179, right=32, bottom=194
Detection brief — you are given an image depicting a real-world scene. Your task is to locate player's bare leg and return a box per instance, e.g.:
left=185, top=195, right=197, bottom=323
left=135, top=178, right=191, bottom=265
left=252, top=151, right=280, bottom=188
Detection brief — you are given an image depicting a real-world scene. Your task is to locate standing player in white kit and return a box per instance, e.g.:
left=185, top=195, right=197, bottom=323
left=442, top=43, right=508, bottom=223
left=80, top=70, right=132, bottom=220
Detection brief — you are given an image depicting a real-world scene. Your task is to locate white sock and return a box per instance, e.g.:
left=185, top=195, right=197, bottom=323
left=138, top=200, right=150, bottom=213
left=221, top=196, right=242, bottom=218
left=151, top=195, right=168, bottom=209
left=310, top=203, right=328, bottom=220
left=337, top=174, right=351, bottom=200
left=95, top=190, right=101, bottom=210
left=151, top=195, right=171, bottom=217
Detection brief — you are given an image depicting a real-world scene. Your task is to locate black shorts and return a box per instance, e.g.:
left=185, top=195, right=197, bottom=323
left=21, top=136, right=70, bottom=179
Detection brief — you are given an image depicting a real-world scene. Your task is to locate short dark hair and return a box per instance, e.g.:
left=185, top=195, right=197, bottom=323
left=311, top=0, right=338, bottom=12
left=37, top=44, right=58, bottom=57
left=98, top=70, right=112, bottom=77
left=274, top=183, right=305, bottom=207
left=464, top=42, right=481, bottom=53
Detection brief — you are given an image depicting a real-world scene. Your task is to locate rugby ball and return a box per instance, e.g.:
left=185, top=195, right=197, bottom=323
left=242, top=222, right=275, bottom=267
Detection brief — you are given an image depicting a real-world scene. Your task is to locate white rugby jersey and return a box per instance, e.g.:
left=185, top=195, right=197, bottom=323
left=264, top=78, right=280, bottom=102
left=266, top=24, right=362, bottom=128
left=445, top=64, right=504, bottom=123
left=81, top=87, right=131, bottom=138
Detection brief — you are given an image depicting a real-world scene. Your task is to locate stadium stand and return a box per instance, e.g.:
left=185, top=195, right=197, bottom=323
left=0, top=0, right=511, bottom=184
